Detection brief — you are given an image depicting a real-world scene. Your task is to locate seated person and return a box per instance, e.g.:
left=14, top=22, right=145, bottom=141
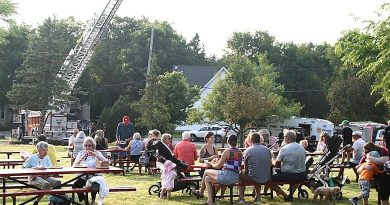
left=238, top=133, right=271, bottom=203
left=23, top=141, right=61, bottom=205
left=198, top=132, right=219, bottom=177
left=300, top=140, right=309, bottom=151
left=125, top=132, right=144, bottom=173
left=192, top=135, right=243, bottom=205
left=337, top=131, right=365, bottom=181
left=267, top=130, right=307, bottom=202
left=174, top=131, right=198, bottom=174
left=31, top=134, right=57, bottom=166
left=73, top=137, right=108, bottom=205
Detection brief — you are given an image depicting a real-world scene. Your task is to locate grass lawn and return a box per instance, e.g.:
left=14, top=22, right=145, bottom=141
left=0, top=141, right=379, bottom=205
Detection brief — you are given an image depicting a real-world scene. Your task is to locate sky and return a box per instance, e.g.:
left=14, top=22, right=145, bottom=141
left=12, top=0, right=387, bottom=57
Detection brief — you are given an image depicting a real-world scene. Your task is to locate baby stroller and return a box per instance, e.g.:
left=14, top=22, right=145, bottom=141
left=146, top=140, right=197, bottom=196
left=300, top=135, right=349, bottom=200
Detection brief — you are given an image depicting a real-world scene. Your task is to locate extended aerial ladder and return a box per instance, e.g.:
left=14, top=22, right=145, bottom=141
left=56, top=0, right=124, bottom=96
left=42, top=0, right=124, bottom=138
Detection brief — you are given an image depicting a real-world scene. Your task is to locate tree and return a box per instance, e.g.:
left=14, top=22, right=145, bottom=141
left=335, top=3, right=390, bottom=106
left=190, top=54, right=301, bottom=147
left=327, top=72, right=388, bottom=123
left=7, top=17, right=81, bottom=133
left=133, top=69, right=199, bottom=133
left=0, top=0, right=16, bottom=44
left=0, top=24, right=29, bottom=106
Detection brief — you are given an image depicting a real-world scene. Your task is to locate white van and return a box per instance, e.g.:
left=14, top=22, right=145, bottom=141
left=264, top=116, right=334, bottom=141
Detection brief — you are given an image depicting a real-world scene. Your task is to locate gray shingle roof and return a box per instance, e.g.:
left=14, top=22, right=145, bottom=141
left=173, top=65, right=222, bottom=87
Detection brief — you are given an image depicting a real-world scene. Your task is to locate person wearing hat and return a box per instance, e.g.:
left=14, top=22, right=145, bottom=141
left=337, top=131, right=365, bottom=181
left=116, top=115, right=135, bottom=166
left=340, top=120, right=353, bottom=164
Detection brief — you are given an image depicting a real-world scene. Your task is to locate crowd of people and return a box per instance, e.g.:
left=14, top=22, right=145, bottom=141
left=20, top=116, right=390, bottom=205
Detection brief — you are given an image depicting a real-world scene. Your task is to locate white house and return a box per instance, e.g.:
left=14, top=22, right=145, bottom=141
left=174, top=65, right=228, bottom=131
left=174, top=65, right=228, bottom=109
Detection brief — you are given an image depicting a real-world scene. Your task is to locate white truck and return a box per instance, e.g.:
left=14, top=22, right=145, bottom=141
left=263, top=116, right=334, bottom=141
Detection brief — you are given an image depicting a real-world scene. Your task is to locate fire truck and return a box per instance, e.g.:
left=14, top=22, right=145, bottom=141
left=12, top=0, right=124, bottom=140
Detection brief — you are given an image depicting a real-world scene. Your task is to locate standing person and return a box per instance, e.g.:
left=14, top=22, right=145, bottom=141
left=340, top=120, right=353, bottom=163
left=192, top=135, right=243, bottom=205
left=73, top=131, right=87, bottom=164
left=73, top=137, right=109, bottom=205
left=31, top=135, right=58, bottom=166
left=198, top=132, right=219, bottom=177
left=116, top=115, right=135, bottom=160
left=238, top=133, right=271, bottom=204
left=160, top=160, right=177, bottom=199
left=267, top=130, right=307, bottom=202
left=94, top=130, right=108, bottom=158
left=174, top=131, right=198, bottom=174
left=383, top=120, right=390, bottom=152
left=378, top=161, right=390, bottom=205
left=349, top=151, right=382, bottom=205
left=337, top=131, right=365, bottom=181
left=68, top=129, right=79, bottom=158
left=23, top=141, right=61, bottom=205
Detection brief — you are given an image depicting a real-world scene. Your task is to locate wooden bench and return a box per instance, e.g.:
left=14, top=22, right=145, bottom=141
left=114, top=159, right=143, bottom=175
left=0, top=186, right=136, bottom=205
left=211, top=181, right=306, bottom=205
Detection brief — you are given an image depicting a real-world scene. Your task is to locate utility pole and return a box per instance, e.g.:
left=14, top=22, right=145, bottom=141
left=146, top=28, right=154, bottom=87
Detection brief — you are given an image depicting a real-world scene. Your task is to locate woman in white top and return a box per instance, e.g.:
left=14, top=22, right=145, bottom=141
left=316, top=132, right=328, bottom=153
left=73, top=137, right=108, bottom=205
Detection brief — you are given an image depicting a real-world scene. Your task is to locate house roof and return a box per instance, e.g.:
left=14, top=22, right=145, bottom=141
left=173, top=65, right=222, bottom=87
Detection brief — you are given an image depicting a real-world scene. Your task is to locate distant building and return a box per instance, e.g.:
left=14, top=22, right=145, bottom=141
left=174, top=65, right=228, bottom=109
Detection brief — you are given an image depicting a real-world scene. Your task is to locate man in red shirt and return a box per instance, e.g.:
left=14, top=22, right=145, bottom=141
left=174, top=131, right=198, bottom=174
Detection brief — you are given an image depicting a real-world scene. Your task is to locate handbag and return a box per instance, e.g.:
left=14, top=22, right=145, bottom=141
left=139, top=154, right=150, bottom=165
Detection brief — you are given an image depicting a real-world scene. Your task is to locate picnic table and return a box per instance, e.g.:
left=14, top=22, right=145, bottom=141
left=0, top=151, right=21, bottom=159
left=0, top=159, right=24, bottom=169
left=0, top=166, right=125, bottom=205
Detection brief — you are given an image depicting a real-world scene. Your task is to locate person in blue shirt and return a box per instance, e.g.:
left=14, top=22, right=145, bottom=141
left=116, top=115, right=135, bottom=160
left=23, top=141, right=61, bottom=205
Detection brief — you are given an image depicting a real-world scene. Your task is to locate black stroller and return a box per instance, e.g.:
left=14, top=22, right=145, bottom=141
left=299, top=135, right=349, bottom=200
left=146, top=140, right=198, bottom=196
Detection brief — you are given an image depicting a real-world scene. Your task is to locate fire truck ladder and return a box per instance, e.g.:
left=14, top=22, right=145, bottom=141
left=56, top=0, right=124, bottom=92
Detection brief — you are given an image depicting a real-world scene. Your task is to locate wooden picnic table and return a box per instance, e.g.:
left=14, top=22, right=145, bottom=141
left=0, top=151, right=21, bottom=159
left=0, top=166, right=124, bottom=205
left=0, top=159, right=24, bottom=169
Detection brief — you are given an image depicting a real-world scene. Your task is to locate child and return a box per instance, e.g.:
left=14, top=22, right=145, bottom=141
left=160, top=160, right=177, bottom=199
left=349, top=151, right=382, bottom=205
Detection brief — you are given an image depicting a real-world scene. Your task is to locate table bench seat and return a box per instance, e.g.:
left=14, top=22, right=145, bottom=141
left=212, top=180, right=306, bottom=205
left=0, top=186, right=136, bottom=205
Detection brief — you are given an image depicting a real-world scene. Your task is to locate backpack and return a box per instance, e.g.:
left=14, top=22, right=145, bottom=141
left=48, top=194, right=70, bottom=205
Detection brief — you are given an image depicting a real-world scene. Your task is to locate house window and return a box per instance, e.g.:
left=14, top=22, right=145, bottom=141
left=0, top=106, right=4, bottom=119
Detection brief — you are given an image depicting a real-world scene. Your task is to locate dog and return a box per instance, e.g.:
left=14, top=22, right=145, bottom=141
left=312, top=186, right=341, bottom=205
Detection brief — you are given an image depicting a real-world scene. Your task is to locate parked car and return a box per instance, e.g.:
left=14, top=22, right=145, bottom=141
left=189, top=125, right=227, bottom=143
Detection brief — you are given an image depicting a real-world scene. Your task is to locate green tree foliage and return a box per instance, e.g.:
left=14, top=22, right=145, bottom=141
left=327, top=72, right=387, bottom=123
left=97, top=95, right=137, bottom=142
left=192, top=54, right=301, bottom=146
left=0, top=24, right=29, bottom=106
left=7, top=17, right=81, bottom=131
left=225, top=31, right=336, bottom=118
left=0, top=0, right=16, bottom=44
left=133, top=70, right=199, bottom=133
left=335, top=3, right=390, bottom=106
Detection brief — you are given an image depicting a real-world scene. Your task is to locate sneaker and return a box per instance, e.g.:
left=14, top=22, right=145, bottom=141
left=349, top=197, right=358, bottom=205
left=237, top=199, right=245, bottom=204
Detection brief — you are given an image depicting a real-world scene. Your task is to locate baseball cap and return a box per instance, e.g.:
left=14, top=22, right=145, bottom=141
left=341, top=120, right=350, bottom=126
left=352, top=131, right=362, bottom=137
left=366, top=151, right=380, bottom=162
left=259, top=129, right=270, bottom=136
